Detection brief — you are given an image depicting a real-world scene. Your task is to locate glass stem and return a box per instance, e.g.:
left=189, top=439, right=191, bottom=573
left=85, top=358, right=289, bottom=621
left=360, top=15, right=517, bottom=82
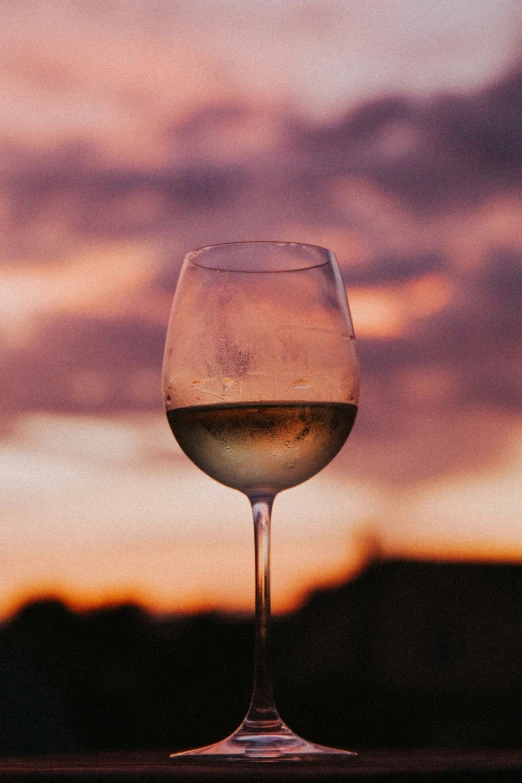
left=243, top=495, right=281, bottom=730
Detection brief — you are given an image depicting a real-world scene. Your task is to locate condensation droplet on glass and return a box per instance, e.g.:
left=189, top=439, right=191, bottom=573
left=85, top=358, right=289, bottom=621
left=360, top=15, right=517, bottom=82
left=293, top=378, right=311, bottom=389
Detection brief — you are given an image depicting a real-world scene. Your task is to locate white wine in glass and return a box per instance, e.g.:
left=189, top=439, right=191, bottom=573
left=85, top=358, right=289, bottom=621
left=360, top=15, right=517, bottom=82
left=163, top=242, right=359, bottom=760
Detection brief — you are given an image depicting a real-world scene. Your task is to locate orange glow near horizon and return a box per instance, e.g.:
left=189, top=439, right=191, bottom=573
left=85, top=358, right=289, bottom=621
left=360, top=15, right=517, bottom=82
left=1, top=242, right=157, bottom=337
left=349, top=273, right=453, bottom=339
left=0, top=534, right=365, bottom=621
left=3, top=537, right=522, bottom=623
left=1, top=410, right=521, bottom=622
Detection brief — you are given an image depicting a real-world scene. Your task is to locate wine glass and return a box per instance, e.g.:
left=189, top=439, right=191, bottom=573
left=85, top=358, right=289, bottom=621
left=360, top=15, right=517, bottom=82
left=162, top=242, right=360, bottom=760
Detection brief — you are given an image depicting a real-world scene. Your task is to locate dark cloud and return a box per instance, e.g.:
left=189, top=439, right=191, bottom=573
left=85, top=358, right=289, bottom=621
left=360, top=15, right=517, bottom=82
left=340, top=247, right=522, bottom=484
left=357, top=259, right=522, bottom=413
left=295, top=66, right=522, bottom=211
left=342, top=252, right=445, bottom=286
left=0, top=317, right=165, bottom=417
left=433, top=70, right=522, bottom=179
left=292, top=95, right=417, bottom=173
left=3, top=152, right=248, bottom=256
left=168, top=102, right=253, bottom=149
left=345, top=241, right=522, bottom=482
left=484, top=247, right=522, bottom=313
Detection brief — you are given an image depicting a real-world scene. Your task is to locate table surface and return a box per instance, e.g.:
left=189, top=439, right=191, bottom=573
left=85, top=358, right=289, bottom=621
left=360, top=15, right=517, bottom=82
left=0, top=750, right=521, bottom=782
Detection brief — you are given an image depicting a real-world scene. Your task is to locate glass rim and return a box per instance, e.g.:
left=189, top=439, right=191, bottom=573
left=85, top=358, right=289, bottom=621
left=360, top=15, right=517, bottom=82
left=185, top=241, right=336, bottom=273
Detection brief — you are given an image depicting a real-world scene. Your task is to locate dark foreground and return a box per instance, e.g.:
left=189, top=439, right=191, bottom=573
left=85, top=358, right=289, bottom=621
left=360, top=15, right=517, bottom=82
left=0, top=559, right=520, bottom=757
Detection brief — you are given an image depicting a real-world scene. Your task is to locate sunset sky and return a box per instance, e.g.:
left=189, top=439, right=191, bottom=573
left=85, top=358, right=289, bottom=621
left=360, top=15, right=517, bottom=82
left=1, top=0, right=522, bottom=617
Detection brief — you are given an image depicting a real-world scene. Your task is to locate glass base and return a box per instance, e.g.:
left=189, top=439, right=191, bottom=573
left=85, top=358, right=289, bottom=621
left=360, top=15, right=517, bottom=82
left=170, top=719, right=357, bottom=762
